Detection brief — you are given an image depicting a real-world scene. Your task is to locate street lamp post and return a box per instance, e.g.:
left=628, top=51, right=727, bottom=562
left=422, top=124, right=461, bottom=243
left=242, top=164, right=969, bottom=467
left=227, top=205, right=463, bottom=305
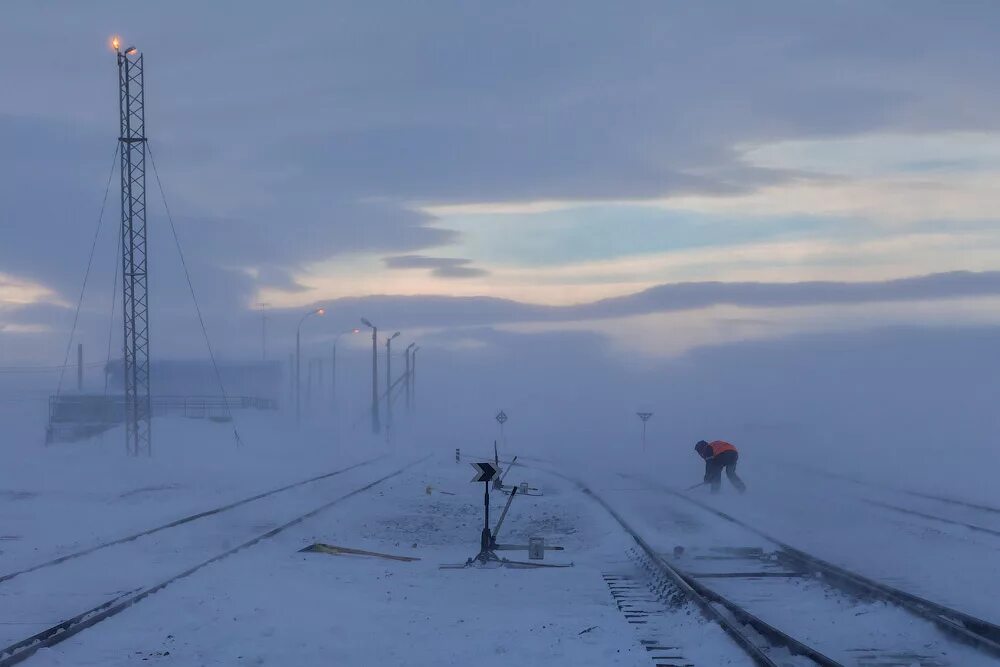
left=636, top=412, right=653, bottom=451
left=404, top=343, right=415, bottom=411
left=411, top=346, right=419, bottom=411
left=361, top=318, right=380, bottom=434
left=331, top=328, right=360, bottom=411
left=257, top=302, right=270, bottom=361
left=296, top=307, right=325, bottom=425
left=385, top=331, right=400, bottom=438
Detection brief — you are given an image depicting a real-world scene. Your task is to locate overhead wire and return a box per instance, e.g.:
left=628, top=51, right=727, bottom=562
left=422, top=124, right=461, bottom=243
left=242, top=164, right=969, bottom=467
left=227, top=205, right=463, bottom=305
left=147, top=143, right=243, bottom=447
left=349, top=362, right=410, bottom=431
left=104, top=223, right=123, bottom=394
left=0, top=361, right=107, bottom=374
left=54, top=143, right=120, bottom=397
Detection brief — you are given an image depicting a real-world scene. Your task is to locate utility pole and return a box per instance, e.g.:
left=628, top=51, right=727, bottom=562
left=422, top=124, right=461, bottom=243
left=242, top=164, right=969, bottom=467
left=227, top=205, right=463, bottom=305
left=77, top=343, right=83, bottom=392
left=288, top=352, right=294, bottom=407
left=258, top=302, right=269, bottom=360
left=305, top=358, right=312, bottom=412
left=361, top=318, right=380, bottom=434
left=385, top=331, right=400, bottom=439
left=331, top=328, right=359, bottom=415
left=296, top=307, right=324, bottom=425
left=116, top=38, right=152, bottom=456
left=296, top=330, right=301, bottom=422
left=411, top=346, right=419, bottom=411
left=405, top=343, right=415, bottom=411
left=637, top=412, right=653, bottom=451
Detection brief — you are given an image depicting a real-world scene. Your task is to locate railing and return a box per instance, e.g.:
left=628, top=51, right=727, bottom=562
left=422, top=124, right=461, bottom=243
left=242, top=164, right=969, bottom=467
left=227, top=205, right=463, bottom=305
left=46, top=394, right=278, bottom=443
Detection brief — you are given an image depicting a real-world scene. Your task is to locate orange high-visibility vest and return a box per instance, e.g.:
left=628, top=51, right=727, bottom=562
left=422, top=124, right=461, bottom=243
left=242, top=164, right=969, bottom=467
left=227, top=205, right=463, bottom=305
left=709, top=440, right=737, bottom=457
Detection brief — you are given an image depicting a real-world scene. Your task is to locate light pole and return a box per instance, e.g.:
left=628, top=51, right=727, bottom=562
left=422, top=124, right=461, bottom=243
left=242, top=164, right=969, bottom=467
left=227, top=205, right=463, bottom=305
left=404, top=343, right=415, bottom=411
left=257, top=302, right=270, bottom=360
left=361, top=318, right=380, bottom=434
left=385, top=331, right=400, bottom=437
left=332, top=328, right=360, bottom=411
left=636, top=412, right=653, bottom=451
left=411, top=346, right=419, bottom=411
left=296, top=307, right=325, bottom=425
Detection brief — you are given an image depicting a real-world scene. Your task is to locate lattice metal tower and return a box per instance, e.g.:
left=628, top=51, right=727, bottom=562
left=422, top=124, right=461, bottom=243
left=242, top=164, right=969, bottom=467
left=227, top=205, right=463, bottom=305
left=116, top=40, right=152, bottom=456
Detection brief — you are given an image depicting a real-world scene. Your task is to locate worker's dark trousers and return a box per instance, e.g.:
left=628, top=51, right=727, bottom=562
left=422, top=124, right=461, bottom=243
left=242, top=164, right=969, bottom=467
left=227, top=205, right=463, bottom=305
left=706, top=451, right=746, bottom=493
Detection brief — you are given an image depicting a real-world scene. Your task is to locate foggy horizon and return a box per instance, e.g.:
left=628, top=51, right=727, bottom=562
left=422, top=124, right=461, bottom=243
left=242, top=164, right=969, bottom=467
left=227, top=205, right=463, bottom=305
left=2, top=3, right=999, bottom=666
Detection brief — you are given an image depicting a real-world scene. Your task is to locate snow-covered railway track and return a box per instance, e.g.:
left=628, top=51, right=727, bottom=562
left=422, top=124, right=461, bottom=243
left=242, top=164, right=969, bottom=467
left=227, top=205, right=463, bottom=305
left=580, top=484, right=844, bottom=667
left=862, top=498, right=1000, bottom=539
left=0, top=456, right=425, bottom=667
left=627, top=475, right=1000, bottom=665
left=901, top=490, right=1000, bottom=517
left=524, top=458, right=1000, bottom=666
left=0, top=455, right=385, bottom=586
left=791, top=463, right=1000, bottom=525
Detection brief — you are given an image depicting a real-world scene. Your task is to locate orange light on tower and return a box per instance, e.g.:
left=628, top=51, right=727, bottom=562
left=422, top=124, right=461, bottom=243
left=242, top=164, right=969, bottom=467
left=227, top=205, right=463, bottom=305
left=111, top=36, right=121, bottom=51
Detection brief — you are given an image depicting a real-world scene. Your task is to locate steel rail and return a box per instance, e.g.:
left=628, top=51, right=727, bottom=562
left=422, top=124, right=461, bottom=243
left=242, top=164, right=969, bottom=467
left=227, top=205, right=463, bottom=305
left=530, top=459, right=843, bottom=667
left=578, top=488, right=794, bottom=667
left=637, top=475, right=1000, bottom=658
left=0, top=455, right=386, bottom=585
left=0, top=456, right=425, bottom=667
left=864, top=498, right=1000, bottom=538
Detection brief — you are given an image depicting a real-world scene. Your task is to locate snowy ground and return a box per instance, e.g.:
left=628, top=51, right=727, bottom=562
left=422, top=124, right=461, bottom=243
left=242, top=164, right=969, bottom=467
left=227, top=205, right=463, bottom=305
left=548, top=440, right=1000, bottom=632
left=3, top=405, right=999, bottom=666
left=12, top=452, right=750, bottom=667
left=0, top=414, right=380, bottom=570
left=572, top=469, right=995, bottom=666
left=631, top=463, right=1000, bottom=627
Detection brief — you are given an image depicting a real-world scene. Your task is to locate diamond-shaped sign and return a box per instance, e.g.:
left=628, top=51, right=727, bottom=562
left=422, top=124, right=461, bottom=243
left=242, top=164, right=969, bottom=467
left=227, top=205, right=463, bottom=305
left=496, top=410, right=508, bottom=425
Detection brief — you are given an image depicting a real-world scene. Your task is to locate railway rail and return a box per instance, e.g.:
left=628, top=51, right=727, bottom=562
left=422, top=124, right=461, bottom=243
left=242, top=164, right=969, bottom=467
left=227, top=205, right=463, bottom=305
left=0, top=456, right=425, bottom=666
left=525, top=459, right=1000, bottom=666
left=790, top=463, right=1000, bottom=518
left=642, top=478, right=1000, bottom=654
left=0, top=455, right=385, bottom=585
left=863, top=498, right=1000, bottom=539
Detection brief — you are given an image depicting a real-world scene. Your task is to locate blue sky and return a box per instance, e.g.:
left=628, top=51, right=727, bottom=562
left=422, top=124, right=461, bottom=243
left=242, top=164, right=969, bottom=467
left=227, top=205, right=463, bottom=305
left=2, top=1, right=1000, bottom=360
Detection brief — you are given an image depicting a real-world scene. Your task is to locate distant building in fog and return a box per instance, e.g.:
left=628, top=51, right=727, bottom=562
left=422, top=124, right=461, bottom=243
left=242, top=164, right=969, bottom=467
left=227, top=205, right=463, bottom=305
left=104, top=359, right=283, bottom=403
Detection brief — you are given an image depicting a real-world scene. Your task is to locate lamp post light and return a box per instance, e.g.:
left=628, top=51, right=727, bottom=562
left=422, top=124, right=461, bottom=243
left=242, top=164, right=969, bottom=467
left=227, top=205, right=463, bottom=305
left=411, top=346, right=419, bottom=411
left=332, top=328, right=360, bottom=411
left=257, top=302, right=270, bottom=361
left=404, top=342, right=416, bottom=411
left=385, top=331, right=400, bottom=437
left=296, top=307, right=325, bottom=425
left=361, top=318, right=380, bottom=434
left=636, top=412, right=653, bottom=451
